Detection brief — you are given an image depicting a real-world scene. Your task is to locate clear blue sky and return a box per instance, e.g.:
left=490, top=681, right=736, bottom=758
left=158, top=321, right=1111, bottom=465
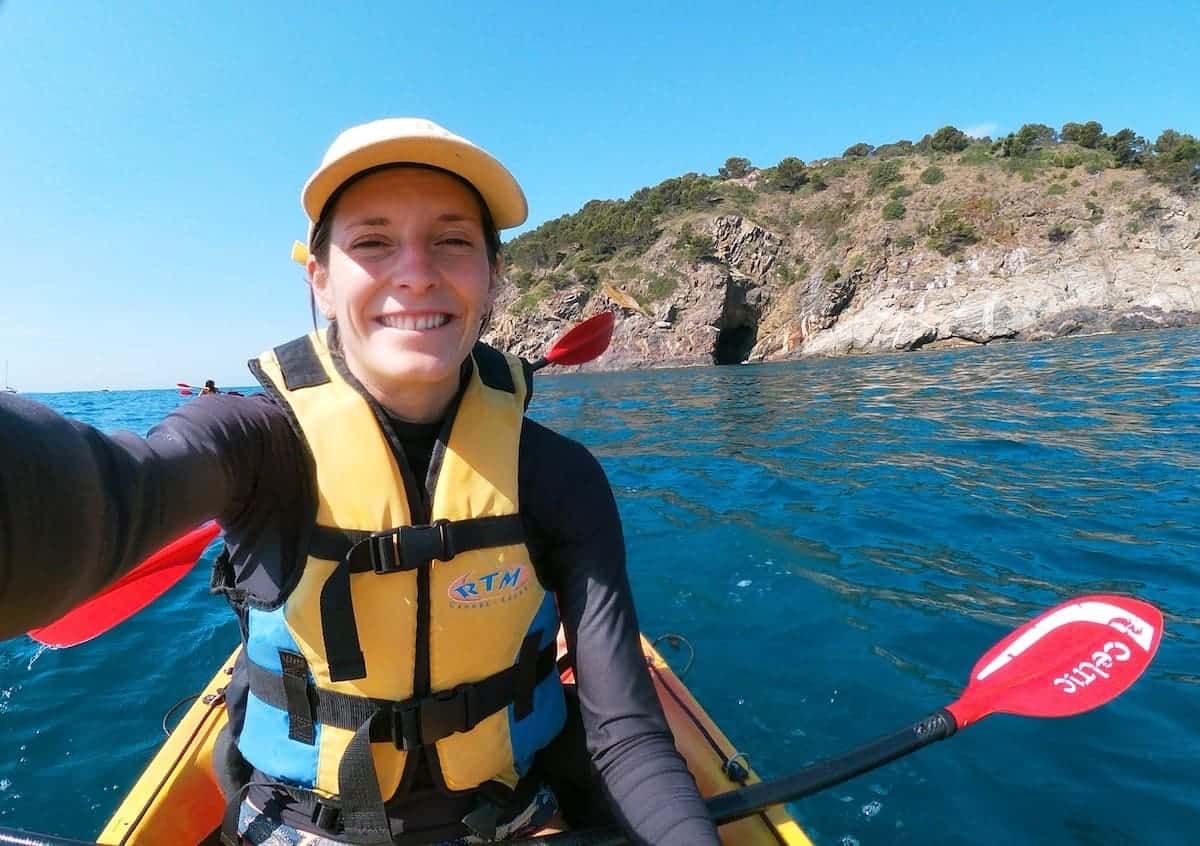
left=2, top=0, right=1196, bottom=391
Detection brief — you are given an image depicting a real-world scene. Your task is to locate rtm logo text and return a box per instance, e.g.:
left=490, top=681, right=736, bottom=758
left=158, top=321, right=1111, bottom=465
left=448, top=568, right=528, bottom=604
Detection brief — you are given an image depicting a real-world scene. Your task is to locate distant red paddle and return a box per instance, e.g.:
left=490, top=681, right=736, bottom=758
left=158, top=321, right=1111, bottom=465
left=28, top=522, right=221, bottom=648
left=512, top=594, right=1163, bottom=845
left=529, top=311, right=614, bottom=371
left=29, top=314, right=617, bottom=648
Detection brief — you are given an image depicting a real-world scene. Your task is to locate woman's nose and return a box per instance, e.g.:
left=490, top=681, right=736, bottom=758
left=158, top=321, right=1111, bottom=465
left=386, top=244, right=437, bottom=291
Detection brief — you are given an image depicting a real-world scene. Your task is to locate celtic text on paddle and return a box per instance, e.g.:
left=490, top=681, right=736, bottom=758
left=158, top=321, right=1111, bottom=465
left=1053, top=640, right=1131, bottom=694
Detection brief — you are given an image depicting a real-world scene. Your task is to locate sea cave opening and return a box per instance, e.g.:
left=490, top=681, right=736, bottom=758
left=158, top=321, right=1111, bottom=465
left=713, top=324, right=757, bottom=365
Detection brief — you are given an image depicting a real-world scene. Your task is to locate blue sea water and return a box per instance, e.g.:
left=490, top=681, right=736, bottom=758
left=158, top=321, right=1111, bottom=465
left=1, top=327, right=1198, bottom=845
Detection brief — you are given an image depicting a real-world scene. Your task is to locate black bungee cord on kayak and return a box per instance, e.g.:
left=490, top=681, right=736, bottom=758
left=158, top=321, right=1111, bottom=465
left=162, top=692, right=202, bottom=736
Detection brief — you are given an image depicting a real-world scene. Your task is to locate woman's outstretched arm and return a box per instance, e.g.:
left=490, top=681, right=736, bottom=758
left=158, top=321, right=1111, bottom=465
left=0, top=393, right=298, bottom=639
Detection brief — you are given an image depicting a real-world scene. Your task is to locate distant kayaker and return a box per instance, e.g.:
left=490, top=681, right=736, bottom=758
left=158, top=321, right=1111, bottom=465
left=0, top=119, right=719, bottom=845
left=200, top=379, right=220, bottom=395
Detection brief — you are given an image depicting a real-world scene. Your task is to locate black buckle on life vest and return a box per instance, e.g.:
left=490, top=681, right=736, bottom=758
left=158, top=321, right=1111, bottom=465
left=389, top=684, right=480, bottom=751
left=369, top=519, right=454, bottom=574
left=310, top=801, right=342, bottom=835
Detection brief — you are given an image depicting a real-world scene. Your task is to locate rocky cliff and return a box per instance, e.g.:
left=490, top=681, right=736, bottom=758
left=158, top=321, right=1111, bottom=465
left=485, top=135, right=1200, bottom=370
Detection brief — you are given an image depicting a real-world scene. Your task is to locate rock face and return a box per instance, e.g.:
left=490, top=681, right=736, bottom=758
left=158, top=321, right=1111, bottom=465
left=790, top=212, right=1200, bottom=357
left=487, top=160, right=1200, bottom=370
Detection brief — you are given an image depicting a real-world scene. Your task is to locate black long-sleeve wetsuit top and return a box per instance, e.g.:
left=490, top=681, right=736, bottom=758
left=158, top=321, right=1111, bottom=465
left=0, top=389, right=720, bottom=846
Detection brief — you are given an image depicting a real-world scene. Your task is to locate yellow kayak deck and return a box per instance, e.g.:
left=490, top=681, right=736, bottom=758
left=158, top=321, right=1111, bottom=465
left=100, top=637, right=812, bottom=845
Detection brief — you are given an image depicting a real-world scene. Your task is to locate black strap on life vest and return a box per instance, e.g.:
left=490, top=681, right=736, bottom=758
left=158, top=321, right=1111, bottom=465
left=309, top=514, right=526, bottom=574
left=274, top=335, right=333, bottom=391
left=247, top=633, right=555, bottom=748
left=246, top=631, right=554, bottom=843
left=310, top=513, right=526, bottom=683
left=263, top=772, right=543, bottom=845
left=279, top=651, right=317, bottom=744
left=470, top=342, right=516, bottom=394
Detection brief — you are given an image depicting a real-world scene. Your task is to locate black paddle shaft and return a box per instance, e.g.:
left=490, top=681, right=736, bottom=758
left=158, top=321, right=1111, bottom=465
left=706, top=708, right=957, bottom=822
left=509, top=709, right=957, bottom=846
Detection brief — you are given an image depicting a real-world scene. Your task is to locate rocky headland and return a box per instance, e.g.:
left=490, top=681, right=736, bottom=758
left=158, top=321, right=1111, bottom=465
left=485, top=123, right=1200, bottom=369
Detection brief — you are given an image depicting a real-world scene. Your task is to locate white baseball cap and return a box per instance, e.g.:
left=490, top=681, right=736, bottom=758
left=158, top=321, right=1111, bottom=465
left=301, top=117, right=528, bottom=234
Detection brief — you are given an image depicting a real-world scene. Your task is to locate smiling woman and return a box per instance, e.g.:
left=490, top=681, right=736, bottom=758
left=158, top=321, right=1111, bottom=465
left=0, top=118, right=721, bottom=846
left=308, top=166, right=500, bottom=422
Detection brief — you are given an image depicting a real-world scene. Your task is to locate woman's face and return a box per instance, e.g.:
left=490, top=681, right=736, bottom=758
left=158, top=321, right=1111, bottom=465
left=310, top=168, right=497, bottom=417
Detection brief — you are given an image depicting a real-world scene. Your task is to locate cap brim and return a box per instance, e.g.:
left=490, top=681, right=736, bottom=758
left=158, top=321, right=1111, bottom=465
left=302, top=136, right=528, bottom=231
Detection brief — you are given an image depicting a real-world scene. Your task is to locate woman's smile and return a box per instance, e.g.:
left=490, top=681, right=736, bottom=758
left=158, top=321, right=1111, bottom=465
left=375, top=311, right=454, bottom=332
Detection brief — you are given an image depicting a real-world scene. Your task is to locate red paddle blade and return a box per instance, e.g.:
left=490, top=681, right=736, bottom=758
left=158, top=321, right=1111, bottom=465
left=176, top=382, right=192, bottom=388
left=543, top=311, right=615, bottom=367
left=179, top=389, right=194, bottom=396
left=947, top=594, right=1162, bottom=728
left=28, top=522, right=221, bottom=648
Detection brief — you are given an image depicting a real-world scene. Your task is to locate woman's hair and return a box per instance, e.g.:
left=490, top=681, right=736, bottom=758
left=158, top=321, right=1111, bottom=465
left=306, top=164, right=502, bottom=331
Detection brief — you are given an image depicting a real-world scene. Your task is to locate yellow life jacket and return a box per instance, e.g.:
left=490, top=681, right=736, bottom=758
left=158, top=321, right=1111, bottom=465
left=236, top=329, right=565, bottom=842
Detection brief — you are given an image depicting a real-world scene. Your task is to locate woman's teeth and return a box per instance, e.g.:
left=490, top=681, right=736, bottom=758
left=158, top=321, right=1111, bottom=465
left=378, top=313, right=450, bottom=331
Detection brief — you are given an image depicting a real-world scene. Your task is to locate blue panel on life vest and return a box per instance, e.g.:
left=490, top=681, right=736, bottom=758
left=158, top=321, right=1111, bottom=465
left=238, top=607, right=321, bottom=787
left=246, top=606, right=301, bottom=670
left=240, top=689, right=320, bottom=788
left=508, top=594, right=566, bottom=776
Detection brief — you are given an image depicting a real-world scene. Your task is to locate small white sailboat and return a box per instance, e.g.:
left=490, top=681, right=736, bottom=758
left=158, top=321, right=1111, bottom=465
left=3, top=361, right=16, bottom=394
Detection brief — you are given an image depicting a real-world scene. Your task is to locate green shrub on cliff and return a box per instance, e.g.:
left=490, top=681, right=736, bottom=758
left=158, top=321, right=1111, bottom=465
left=775, top=258, right=809, bottom=285
left=999, top=123, right=1059, bottom=158
left=868, top=160, right=904, bottom=193
left=675, top=224, right=716, bottom=263
left=959, top=144, right=993, bottom=165
left=1061, top=121, right=1106, bottom=149
left=882, top=200, right=906, bottom=220
left=1047, top=222, right=1074, bottom=243
left=767, top=157, right=810, bottom=192
left=722, top=183, right=756, bottom=203
left=1144, top=130, right=1200, bottom=190
left=874, top=140, right=915, bottom=158
left=1106, top=129, right=1148, bottom=167
left=1052, top=149, right=1084, bottom=168
left=513, top=283, right=550, bottom=315
left=1002, top=151, right=1050, bottom=181
left=920, top=166, right=945, bottom=185
left=806, top=171, right=829, bottom=191
left=719, top=157, right=752, bottom=179
left=927, top=211, right=978, bottom=255
left=930, top=126, right=971, bottom=153
left=636, top=273, right=678, bottom=307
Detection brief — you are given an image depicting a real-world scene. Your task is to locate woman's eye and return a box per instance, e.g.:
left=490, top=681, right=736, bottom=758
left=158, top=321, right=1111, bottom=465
left=353, top=238, right=388, bottom=250
left=439, top=237, right=472, bottom=247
